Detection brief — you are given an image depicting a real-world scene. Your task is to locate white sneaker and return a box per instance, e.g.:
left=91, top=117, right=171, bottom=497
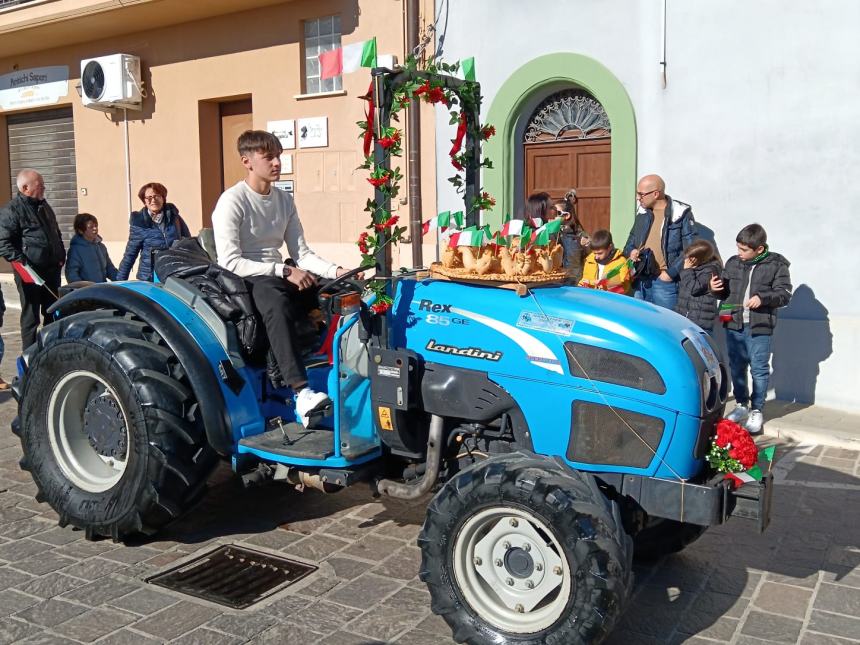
left=295, top=388, right=331, bottom=427
left=745, top=409, right=764, bottom=435
left=726, top=404, right=749, bottom=424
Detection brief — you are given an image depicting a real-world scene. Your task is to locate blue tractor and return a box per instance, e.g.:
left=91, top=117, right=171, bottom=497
left=12, top=68, right=771, bottom=644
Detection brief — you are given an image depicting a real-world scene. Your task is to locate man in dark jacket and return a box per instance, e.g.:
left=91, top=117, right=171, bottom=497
left=623, top=174, right=697, bottom=309
left=0, top=169, right=66, bottom=347
left=710, top=223, right=792, bottom=434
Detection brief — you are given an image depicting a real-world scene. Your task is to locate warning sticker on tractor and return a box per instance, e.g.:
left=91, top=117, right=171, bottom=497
left=377, top=406, right=393, bottom=431
left=377, top=366, right=401, bottom=378
left=516, top=311, right=575, bottom=336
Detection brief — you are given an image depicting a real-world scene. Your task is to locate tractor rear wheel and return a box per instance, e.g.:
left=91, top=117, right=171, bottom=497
left=632, top=518, right=708, bottom=560
left=14, top=310, right=218, bottom=541
left=419, top=452, right=633, bottom=645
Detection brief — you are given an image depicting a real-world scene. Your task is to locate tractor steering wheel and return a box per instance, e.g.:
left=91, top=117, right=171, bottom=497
left=318, top=265, right=371, bottom=296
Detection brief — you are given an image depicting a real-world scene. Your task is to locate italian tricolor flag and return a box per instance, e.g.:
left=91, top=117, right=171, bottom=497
left=500, top=218, right=525, bottom=237
left=11, top=260, right=44, bottom=286
left=724, top=445, right=775, bottom=489
left=448, top=227, right=485, bottom=248
left=531, top=219, right=562, bottom=246
left=422, top=210, right=464, bottom=236
left=319, top=38, right=378, bottom=80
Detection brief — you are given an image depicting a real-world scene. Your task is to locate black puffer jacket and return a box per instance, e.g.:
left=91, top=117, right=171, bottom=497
left=0, top=193, right=66, bottom=269
left=712, top=252, right=792, bottom=335
left=154, top=238, right=265, bottom=360
left=675, top=260, right=721, bottom=331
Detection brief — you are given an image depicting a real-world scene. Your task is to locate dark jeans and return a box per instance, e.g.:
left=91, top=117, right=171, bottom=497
left=726, top=326, right=772, bottom=411
left=633, top=275, right=679, bottom=309
left=15, top=266, right=61, bottom=348
left=247, top=275, right=317, bottom=387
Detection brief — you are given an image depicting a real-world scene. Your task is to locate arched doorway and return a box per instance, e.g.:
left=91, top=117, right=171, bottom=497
left=522, top=90, right=611, bottom=233
left=482, top=53, right=636, bottom=243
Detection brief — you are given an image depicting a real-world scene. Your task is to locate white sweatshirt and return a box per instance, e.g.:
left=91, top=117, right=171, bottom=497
left=211, top=180, right=338, bottom=279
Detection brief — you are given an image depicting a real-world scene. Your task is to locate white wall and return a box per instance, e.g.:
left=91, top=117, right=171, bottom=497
left=435, top=0, right=860, bottom=412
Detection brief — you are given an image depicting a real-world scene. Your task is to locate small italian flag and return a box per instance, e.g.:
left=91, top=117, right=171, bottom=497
left=319, top=38, right=378, bottom=80
left=531, top=219, right=562, bottom=246
left=11, top=260, right=44, bottom=286
left=724, top=445, right=775, bottom=489
left=422, top=210, right=464, bottom=235
left=448, top=227, right=484, bottom=248
left=500, top=217, right=525, bottom=237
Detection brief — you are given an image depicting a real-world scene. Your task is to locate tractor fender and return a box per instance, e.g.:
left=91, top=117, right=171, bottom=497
left=46, top=284, right=233, bottom=457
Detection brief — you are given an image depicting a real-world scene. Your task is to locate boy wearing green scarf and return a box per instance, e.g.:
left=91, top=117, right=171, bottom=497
left=710, top=224, right=792, bottom=434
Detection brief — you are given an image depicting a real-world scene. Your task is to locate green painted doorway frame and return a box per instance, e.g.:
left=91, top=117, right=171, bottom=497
left=483, top=53, right=637, bottom=242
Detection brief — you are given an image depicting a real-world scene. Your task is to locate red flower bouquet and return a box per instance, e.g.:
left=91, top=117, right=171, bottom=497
left=707, top=419, right=758, bottom=473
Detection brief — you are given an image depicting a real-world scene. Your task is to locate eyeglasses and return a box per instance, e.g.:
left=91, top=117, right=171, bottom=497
left=636, top=190, right=655, bottom=198
left=144, top=194, right=163, bottom=202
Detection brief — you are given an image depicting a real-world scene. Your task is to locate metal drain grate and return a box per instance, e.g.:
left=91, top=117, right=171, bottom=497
left=147, top=544, right=317, bottom=609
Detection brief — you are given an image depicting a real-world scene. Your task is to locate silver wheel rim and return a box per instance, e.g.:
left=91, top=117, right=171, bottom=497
left=47, top=370, right=131, bottom=493
left=452, top=506, right=572, bottom=634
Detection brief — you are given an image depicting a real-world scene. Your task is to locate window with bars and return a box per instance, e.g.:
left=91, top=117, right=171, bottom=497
left=304, top=15, right=342, bottom=94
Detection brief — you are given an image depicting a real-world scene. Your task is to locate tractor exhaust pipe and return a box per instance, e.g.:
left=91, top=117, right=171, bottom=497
left=375, top=414, right=444, bottom=500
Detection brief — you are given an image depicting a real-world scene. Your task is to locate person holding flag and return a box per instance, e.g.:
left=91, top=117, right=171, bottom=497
left=578, top=230, right=631, bottom=294
left=0, top=169, right=66, bottom=348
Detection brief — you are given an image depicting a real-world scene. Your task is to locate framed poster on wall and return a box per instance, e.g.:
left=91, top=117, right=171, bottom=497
left=298, top=117, right=328, bottom=148
left=267, top=119, right=295, bottom=150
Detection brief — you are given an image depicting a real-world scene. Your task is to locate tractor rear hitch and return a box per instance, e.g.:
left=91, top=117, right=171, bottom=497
left=375, top=414, right=443, bottom=500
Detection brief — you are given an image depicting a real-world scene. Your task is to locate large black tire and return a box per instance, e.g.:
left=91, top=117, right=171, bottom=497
left=13, top=309, right=218, bottom=541
left=632, top=518, right=708, bottom=561
left=419, top=452, right=633, bottom=645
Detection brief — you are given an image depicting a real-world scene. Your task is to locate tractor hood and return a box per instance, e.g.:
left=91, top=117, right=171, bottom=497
left=392, top=278, right=716, bottom=418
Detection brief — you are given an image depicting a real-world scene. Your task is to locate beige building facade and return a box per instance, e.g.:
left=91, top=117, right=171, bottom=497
left=0, top=0, right=437, bottom=274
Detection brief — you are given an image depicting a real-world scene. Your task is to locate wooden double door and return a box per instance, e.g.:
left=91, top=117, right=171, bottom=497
left=524, top=137, right=611, bottom=234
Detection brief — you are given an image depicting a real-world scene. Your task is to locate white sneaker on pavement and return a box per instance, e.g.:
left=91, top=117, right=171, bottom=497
left=295, top=387, right=331, bottom=427
left=745, top=409, right=764, bottom=435
left=726, top=404, right=749, bottom=424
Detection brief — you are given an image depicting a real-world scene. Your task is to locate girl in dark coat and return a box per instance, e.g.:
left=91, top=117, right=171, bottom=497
left=65, top=213, right=118, bottom=283
left=554, top=190, right=589, bottom=284
left=675, top=239, right=721, bottom=332
left=117, top=182, right=189, bottom=281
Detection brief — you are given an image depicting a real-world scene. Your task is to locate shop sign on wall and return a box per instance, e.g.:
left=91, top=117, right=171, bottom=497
left=274, top=180, right=294, bottom=193
left=298, top=117, right=328, bottom=148
left=0, top=66, right=69, bottom=110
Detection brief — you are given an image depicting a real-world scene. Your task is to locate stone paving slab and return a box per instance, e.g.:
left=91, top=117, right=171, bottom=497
left=0, top=319, right=859, bottom=644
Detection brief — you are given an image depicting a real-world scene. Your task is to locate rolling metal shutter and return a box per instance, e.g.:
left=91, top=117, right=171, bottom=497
left=6, top=108, right=78, bottom=242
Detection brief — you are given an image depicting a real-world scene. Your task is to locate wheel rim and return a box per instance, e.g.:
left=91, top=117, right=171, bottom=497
left=452, top=506, right=573, bottom=634
left=47, top=370, right=131, bottom=493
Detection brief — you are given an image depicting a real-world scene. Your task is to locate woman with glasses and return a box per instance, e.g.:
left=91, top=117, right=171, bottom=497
left=117, top=182, right=189, bottom=281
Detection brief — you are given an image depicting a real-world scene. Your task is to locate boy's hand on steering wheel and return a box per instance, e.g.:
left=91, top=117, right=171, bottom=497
left=336, top=266, right=364, bottom=280
left=285, top=267, right=316, bottom=290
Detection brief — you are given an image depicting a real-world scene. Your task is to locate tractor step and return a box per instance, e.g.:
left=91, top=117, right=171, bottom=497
left=239, top=422, right=335, bottom=460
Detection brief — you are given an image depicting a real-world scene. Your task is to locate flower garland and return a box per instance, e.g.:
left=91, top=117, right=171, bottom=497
left=355, top=57, right=496, bottom=314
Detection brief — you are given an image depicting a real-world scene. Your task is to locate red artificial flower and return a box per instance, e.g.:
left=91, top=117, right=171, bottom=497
left=374, top=215, right=399, bottom=231
left=413, top=81, right=430, bottom=97
left=451, top=158, right=464, bottom=171
left=371, top=301, right=391, bottom=314
left=378, top=130, right=401, bottom=149
left=427, top=86, right=449, bottom=106
left=367, top=175, right=390, bottom=187
left=481, top=125, right=496, bottom=140
left=715, top=419, right=758, bottom=469
left=357, top=231, right=370, bottom=254
left=482, top=191, right=496, bottom=207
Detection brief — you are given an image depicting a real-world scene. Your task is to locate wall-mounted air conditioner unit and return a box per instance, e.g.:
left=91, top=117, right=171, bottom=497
left=80, top=54, right=142, bottom=111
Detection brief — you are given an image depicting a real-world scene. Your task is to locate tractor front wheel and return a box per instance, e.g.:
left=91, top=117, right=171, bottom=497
left=14, top=310, right=218, bottom=541
left=419, top=452, right=633, bottom=644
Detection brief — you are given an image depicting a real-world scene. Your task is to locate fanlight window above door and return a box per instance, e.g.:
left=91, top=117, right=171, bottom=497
left=524, top=90, right=610, bottom=143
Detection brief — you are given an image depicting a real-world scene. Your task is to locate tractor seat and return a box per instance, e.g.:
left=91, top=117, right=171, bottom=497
left=152, top=237, right=330, bottom=380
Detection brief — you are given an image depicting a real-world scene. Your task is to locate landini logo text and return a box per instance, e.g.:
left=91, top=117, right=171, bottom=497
left=425, top=339, right=503, bottom=362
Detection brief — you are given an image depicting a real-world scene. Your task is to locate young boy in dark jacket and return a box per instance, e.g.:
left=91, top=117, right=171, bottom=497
left=65, top=213, right=118, bottom=284
left=675, top=239, right=721, bottom=333
left=710, top=224, right=792, bottom=434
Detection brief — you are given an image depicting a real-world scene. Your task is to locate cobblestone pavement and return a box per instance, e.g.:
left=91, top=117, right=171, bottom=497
left=0, top=319, right=858, bottom=644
